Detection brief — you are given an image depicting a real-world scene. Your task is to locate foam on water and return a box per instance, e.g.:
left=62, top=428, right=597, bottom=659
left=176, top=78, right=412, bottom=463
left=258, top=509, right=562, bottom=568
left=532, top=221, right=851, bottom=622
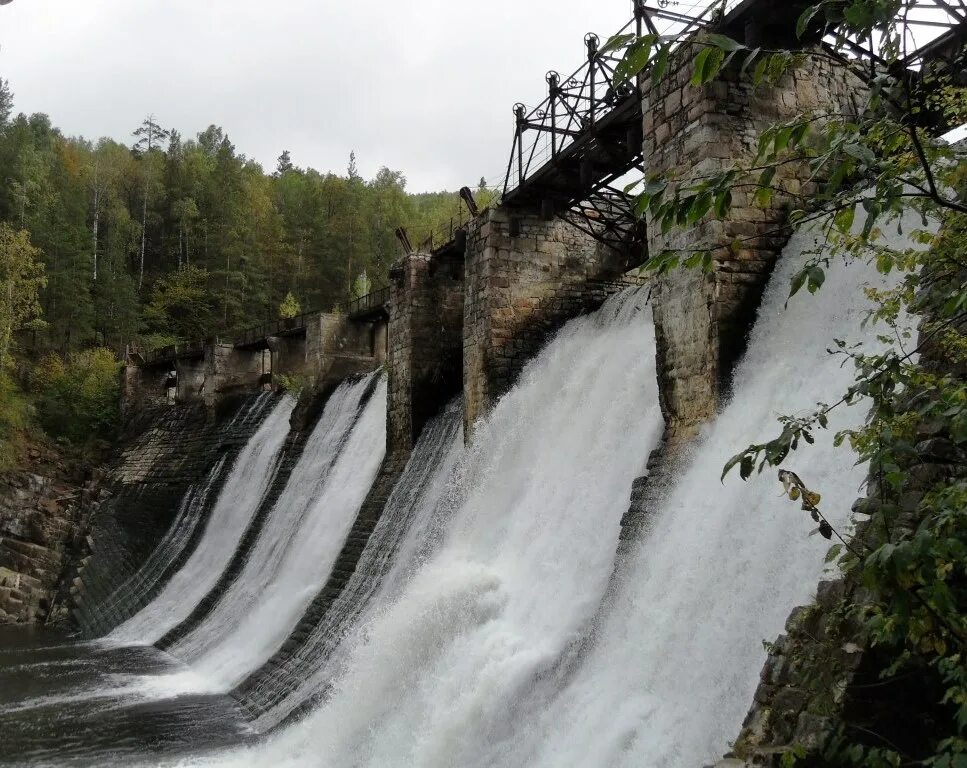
left=108, top=395, right=296, bottom=646
left=201, top=285, right=663, bottom=767
left=165, top=373, right=387, bottom=692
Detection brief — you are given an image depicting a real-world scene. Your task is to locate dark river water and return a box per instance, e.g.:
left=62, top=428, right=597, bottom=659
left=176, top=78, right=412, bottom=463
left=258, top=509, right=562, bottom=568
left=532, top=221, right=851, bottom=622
left=0, top=626, right=250, bottom=767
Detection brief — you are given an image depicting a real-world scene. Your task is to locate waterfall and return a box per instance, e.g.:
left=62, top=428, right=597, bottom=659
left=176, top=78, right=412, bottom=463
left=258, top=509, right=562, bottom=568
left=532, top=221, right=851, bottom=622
left=108, top=394, right=296, bottom=647
left=239, top=397, right=465, bottom=730
left=511, top=215, right=930, bottom=768
left=84, top=455, right=228, bottom=632
left=162, top=373, right=387, bottom=693
left=206, top=285, right=662, bottom=767
left=192, top=214, right=926, bottom=768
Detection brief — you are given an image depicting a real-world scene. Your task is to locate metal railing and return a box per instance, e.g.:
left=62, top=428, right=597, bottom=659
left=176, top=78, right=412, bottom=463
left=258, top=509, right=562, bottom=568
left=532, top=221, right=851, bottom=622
left=233, top=311, right=317, bottom=348
left=502, top=1, right=731, bottom=201
left=346, top=286, right=390, bottom=318
left=139, top=339, right=207, bottom=366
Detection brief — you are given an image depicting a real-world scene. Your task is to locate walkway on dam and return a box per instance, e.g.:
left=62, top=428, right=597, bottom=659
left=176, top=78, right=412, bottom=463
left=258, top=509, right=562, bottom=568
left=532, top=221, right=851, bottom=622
left=133, top=287, right=390, bottom=369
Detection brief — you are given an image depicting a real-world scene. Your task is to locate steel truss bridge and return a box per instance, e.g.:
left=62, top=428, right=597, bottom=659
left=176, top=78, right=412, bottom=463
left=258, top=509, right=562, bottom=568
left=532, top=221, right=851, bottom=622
left=498, top=0, right=967, bottom=256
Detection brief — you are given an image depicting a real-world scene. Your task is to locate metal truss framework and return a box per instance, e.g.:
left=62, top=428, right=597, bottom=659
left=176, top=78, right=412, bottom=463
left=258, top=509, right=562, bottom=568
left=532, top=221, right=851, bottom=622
left=500, top=0, right=967, bottom=255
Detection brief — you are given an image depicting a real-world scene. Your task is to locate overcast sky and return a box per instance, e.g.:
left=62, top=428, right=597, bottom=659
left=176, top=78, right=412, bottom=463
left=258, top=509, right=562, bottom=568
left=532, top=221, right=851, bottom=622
left=0, top=0, right=634, bottom=192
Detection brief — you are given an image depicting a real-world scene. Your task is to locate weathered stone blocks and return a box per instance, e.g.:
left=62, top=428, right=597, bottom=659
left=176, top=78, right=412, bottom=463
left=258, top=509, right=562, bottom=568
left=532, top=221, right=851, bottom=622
left=388, top=252, right=464, bottom=454
left=643, top=46, right=865, bottom=441
left=462, top=207, right=642, bottom=433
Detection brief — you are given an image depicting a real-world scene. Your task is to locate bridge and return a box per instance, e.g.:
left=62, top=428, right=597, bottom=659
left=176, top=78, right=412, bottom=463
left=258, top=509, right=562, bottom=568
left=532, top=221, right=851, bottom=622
left=494, top=0, right=966, bottom=256
left=133, top=288, right=392, bottom=371
left=128, top=0, right=965, bottom=438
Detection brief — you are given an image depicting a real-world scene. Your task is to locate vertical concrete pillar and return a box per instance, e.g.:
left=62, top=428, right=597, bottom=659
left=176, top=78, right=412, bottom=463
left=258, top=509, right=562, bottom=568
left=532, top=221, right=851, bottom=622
left=643, top=48, right=863, bottom=441
left=462, top=208, right=637, bottom=433
left=372, top=320, right=388, bottom=364
left=387, top=252, right=465, bottom=455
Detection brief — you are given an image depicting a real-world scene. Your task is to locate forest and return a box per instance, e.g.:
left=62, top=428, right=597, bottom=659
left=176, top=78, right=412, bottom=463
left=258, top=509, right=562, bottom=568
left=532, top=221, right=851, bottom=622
left=0, top=76, right=491, bottom=353
left=0, top=75, right=491, bottom=459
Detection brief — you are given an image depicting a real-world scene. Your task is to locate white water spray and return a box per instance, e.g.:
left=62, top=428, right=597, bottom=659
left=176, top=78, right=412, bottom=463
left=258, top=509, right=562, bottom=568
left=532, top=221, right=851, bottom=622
left=166, top=374, right=387, bottom=692
left=108, top=395, right=296, bottom=646
left=205, top=285, right=663, bottom=767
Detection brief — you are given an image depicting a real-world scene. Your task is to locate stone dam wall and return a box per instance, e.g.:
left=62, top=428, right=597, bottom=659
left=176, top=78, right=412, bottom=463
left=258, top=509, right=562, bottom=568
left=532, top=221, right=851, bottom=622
left=23, top=31, right=884, bottom=766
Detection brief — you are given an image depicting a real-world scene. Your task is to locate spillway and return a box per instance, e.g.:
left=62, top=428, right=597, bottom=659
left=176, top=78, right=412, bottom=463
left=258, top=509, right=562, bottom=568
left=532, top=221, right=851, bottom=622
left=237, top=397, right=465, bottom=730
left=209, top=284, right=663, bottom=766
left=108, top=394, right=296, bottom=647
left=163, top=373, right=387, bottom=692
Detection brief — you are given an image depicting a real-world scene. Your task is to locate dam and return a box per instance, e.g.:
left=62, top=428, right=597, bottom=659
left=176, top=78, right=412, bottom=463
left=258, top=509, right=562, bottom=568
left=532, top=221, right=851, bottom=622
left=0, top=1, right=963, bottom=767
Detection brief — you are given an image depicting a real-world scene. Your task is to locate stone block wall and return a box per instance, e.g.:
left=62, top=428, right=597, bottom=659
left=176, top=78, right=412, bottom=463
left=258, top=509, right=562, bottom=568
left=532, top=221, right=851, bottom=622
left=305, top=312, right=383, bottom=389
left=71, top=394, right=273, bottom=636
left=205, top=345, right=267, bottom=402
left=643, top=46, right=865, bottom=441
left=463, top=207, right=640, bottom=432
left=388, top=252, right=464, bottom=455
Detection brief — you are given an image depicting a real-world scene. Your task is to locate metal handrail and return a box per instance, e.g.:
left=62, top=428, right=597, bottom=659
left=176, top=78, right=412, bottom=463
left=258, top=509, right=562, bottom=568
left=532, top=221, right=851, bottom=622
left=346, top=286, right=390, bottom=317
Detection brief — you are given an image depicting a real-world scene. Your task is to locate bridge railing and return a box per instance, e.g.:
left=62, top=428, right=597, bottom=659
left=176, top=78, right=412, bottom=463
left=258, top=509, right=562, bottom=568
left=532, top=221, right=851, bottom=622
left=346, top=286, right=390, bottom=318
left=234, top=311, right=316, bottom=348
left=501, top=2, right=725, bottom=200
left=138, top=339, right=207, bottom=366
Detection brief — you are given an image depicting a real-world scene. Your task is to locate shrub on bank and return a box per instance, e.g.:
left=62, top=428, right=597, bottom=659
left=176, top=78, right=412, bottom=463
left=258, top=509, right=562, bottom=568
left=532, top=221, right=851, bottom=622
left=32, top=348, right=120, bottom=445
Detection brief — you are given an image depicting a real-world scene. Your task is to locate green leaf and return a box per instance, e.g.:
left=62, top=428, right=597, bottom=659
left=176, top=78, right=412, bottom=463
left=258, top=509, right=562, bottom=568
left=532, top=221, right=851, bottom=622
left=790, top=267, right=809, bottom=297
left=600, top=32, right=636, bottom=56
left=740, top=48, right=761, bottom=79
left=739, top=455, right=755, bottom=480
left=691, top=46, right=725, bottom=86
left=796, top=5, right=821, bottom=39
left=833, top=206, right=855, bottom=234
left=615, top=35, right=658, bottom=83
left=807, top=266, right=825, bottom=293
left=651, top=44, right=671, bottom=86
left=705, top=33, right=745, bottom=52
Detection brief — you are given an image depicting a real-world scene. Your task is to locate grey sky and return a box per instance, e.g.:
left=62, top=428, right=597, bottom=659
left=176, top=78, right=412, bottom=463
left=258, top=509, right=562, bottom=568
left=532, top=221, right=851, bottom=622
left=0, top=0, right=633, bottom=192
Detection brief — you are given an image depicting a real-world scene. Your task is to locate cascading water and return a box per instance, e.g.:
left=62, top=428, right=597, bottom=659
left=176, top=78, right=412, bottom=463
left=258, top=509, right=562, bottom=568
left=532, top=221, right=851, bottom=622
left=510, top=215, right=931, bottom=768
left=162, top=373, right=387, bottom=693
left=190, top=212, right=926, bottom=768
left=239, top=398, right=465, bottom=730
left=85, top=456, right=228, bottom=632
left=205, top=285, right=663, bottom=767
left=108, top=394, right=296, bottom=647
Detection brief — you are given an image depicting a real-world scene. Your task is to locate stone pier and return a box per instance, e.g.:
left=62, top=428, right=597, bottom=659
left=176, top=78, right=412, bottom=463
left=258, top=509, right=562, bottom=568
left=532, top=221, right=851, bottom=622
left=387, top=251, right=465, bottom=455
left=643, top=48, right=864, bottom=441
left=462, top=207, right=638, bottom=433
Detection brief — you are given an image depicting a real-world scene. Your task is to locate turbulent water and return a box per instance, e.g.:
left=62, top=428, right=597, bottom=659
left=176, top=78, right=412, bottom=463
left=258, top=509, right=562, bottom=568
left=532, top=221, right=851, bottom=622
left=0, top=208, right=930, bottom=768
left=108, top=395, right=297, bottom=647
left=207, top=285, right=664, bottom=767
left=241, top=397, right=465, bottom=730
left=165, top=373, right=387, bottom=692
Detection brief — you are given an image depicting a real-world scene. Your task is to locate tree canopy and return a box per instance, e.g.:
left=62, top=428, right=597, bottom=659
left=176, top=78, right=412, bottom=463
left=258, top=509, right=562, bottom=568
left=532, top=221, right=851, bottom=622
left=0, top=102, right=488, bottom=354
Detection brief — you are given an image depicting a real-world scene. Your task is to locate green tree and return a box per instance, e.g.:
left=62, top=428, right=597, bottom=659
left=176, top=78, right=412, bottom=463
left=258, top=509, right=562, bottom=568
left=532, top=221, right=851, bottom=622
left=0, top=78, right=12, bottom=127
left=276, top=149, right=293, bottom=175
left=0, top=223, right=45, bottom=369
left=143, top=264, right=215, bottom=341
left=278, top=291, right=300, bottom=319
left=132, top=114, right=170, bottom=290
